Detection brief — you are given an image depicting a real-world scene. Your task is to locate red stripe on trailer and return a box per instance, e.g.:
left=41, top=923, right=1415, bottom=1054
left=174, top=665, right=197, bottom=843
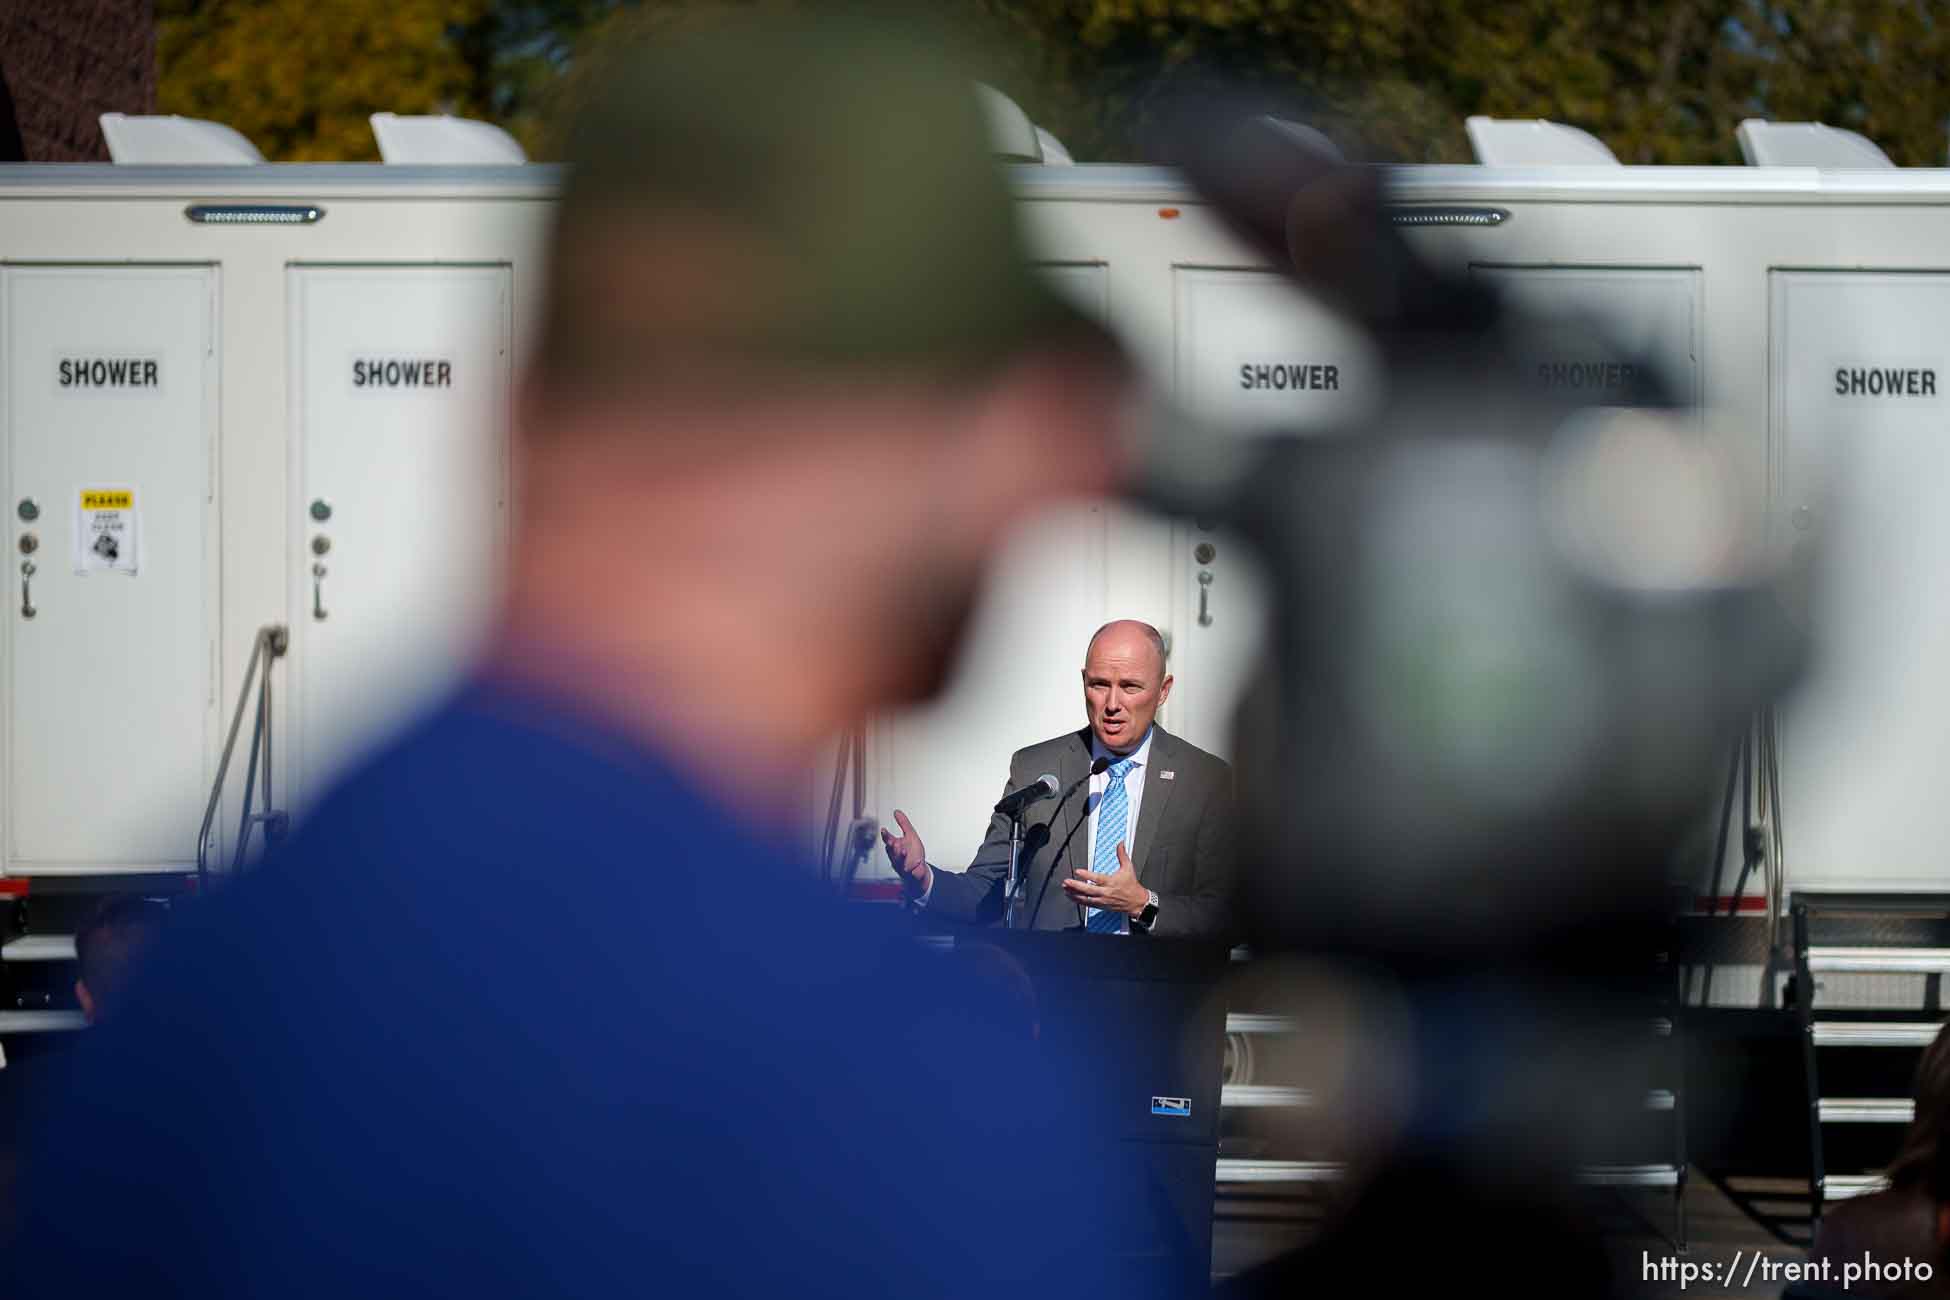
left=0, top=879, right=26, bottom=897
left=1693, top=894, right=1768, bottom=914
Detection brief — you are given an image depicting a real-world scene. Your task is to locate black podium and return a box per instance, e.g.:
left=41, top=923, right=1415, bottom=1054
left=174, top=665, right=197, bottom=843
left=930, top=927, right=1230, bottom=1291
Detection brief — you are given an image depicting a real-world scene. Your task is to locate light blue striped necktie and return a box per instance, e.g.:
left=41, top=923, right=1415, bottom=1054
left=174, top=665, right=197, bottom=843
left=1085, top=756, right=1138, bottom=934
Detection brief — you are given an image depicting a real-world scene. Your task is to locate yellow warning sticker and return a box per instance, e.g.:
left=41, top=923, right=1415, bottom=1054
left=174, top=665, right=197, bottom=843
left=75, top=485, right=139, bottom=575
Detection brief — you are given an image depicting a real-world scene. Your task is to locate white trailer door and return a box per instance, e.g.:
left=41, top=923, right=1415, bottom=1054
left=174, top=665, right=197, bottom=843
left=1470, top=265, right=1704, bottom=411
left=1167, top=268, right=1379, bottom=761
left=288, top=266, right=511, bottom=812
left=2, top=265, right=218, bottom=873
left=1772, top=271, right=1950, bottom=893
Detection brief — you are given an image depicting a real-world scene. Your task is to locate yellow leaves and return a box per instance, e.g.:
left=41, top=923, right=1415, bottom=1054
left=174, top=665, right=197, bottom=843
left=160, top=0, right=491, bottom=161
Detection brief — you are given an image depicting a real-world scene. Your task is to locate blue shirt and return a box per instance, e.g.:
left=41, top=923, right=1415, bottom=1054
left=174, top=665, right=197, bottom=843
left=15, top=682, right=1144, bottom=1299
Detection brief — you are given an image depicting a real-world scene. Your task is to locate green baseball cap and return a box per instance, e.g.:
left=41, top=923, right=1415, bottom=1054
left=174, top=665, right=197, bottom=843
left=536, top=12, right=1105, bottom=395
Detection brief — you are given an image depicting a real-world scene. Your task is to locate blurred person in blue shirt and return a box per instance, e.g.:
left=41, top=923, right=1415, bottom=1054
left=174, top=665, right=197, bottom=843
left=14, top=14, right=1145, bottom=1299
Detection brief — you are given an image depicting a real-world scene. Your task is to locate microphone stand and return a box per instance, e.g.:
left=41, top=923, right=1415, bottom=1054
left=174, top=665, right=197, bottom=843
left=1004, top=810, right=1028, bottom=931
left=1007, top=760, right=1107, bottom=929
left=834, top=816, right=879, bottom=902
left=1005, top=820, right=1052, bottom=930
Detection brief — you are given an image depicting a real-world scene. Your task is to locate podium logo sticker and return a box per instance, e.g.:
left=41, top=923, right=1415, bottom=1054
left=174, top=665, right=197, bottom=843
left=1151, top=1096, right=1191, bottom=1117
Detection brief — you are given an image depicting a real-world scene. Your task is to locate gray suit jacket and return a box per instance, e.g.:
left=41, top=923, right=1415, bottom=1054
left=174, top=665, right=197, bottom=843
left=923, top=725, right=1236, bottom=940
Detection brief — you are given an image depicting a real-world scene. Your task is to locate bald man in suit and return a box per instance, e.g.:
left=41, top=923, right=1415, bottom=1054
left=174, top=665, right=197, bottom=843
left=883, top=620, right=1236, bottom=939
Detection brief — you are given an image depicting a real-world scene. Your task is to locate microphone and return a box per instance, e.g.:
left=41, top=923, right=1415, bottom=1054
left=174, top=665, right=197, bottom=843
left=994, top=773, right=1059, bottom=818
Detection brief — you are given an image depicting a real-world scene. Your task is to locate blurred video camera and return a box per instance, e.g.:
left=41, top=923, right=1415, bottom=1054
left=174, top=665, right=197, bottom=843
left=1139, top=102, right=1804, bottom=970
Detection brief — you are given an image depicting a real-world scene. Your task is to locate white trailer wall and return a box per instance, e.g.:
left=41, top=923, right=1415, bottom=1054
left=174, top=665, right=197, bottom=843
left=4, top=163, right=1950, bottom=917
left=0, top=168, right=549, bottom=874
left=1383, top=169, right=1950, bottom=916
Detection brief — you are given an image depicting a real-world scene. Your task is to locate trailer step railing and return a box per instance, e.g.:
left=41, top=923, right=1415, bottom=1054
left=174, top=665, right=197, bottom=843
left=196, top=624, right=289, bottom=884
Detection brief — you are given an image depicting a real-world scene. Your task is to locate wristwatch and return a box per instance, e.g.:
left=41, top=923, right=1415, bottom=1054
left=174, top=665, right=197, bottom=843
left=1134, top=889, right=1160, bottom=930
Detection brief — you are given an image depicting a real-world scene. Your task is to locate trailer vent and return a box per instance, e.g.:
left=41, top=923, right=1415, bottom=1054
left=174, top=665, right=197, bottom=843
left=1464, top=117, right=1619, bottom=166
left=369, top=113, right=527, bottom=165
left=1736, top=119, right=1894, bottom=168
left=101, top=113, right=264, bottom=164
left=1387, top=207, right=1509, bottom=228
left=976, top=83, right=1041, bottom=162
left=185, top=205, right=325, bottom=226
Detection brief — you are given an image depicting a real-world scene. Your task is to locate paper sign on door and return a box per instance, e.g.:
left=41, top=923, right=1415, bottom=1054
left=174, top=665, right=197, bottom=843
left=75, top=487, right=138, bottom=575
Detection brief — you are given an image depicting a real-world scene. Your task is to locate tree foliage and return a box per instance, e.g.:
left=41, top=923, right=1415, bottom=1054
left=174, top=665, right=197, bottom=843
left=965, top=0, right=1950, bottom=164
left=157, top=0, right=620, bottom=160
left=157, top=0, right=1950, bottom=165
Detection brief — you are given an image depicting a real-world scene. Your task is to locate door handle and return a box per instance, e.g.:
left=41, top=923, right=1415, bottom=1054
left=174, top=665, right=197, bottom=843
left=19, top=559, right=33, bottom=620
left=1197, top=569, right=1214, bottom=627
left=311, top=562, right=328, bottom=621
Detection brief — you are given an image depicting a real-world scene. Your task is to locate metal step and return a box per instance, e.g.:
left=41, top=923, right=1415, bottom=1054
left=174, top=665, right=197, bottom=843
left=1812, top=1021, right=1943, bottom=1047
left=1793, top=892, right=1950, bottom=917
left=1819, top=1098, right=1915, bottom=1123
left=1210, top=1086, right=1666, bottom=1111
left=1213, top=1160, right=1686, bottom=1188
left=1216, top=1159, right=1343, bottom=1184
left=1226, top=1013, right=1299, bottom=1035
left=2, top=934, right=76, bottom=962
left=1577, top=1164, right=1684, bottom=1188
left=1825, top=1174, right=1889, bottom=1201
left=0, top=1010, right=85, bottom=1034
left=1221, top=1085, right=1311, bottom=1109
left=1807, top=946, right=1950, bottom=975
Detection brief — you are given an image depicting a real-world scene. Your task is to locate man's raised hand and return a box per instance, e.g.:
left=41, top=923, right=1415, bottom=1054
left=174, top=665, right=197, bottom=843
left=1061, top=841, right=1149, bottom=917
left=881, top=809, right=932, bottom=897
